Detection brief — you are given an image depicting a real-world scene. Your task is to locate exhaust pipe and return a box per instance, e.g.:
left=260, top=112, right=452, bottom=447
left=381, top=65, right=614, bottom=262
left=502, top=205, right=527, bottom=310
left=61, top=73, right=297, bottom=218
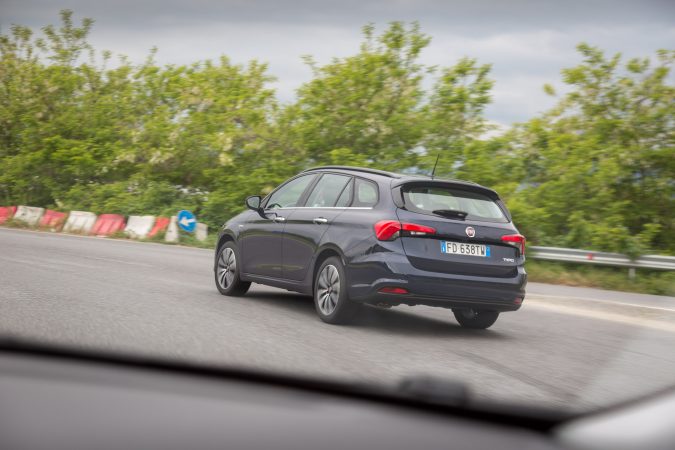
left=375, top=302, right=392, bottom=309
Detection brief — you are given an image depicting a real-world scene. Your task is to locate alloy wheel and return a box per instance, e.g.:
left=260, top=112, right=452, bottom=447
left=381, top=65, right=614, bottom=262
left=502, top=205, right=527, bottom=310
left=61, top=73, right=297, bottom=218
left=217, top=247, right=236, bottom=289
left=317, top=264, right=340, bottom=316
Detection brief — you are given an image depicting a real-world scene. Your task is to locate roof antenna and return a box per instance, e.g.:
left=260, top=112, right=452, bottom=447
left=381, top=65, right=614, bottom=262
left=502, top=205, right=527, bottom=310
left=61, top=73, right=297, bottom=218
left=430, top=153, right=440, bottom=179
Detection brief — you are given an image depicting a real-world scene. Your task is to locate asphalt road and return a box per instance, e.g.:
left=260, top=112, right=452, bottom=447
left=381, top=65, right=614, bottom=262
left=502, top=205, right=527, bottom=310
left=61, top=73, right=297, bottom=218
left=1, top=227, right=674, bottom=412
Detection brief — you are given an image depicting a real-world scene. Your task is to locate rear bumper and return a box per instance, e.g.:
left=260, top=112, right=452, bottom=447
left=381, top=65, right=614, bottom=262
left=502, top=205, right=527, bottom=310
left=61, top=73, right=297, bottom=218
left=345, top=252, right=526, bottom=312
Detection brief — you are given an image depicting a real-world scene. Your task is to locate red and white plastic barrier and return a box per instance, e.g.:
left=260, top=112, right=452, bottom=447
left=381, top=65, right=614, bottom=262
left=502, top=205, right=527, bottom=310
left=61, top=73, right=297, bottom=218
left=13, top=206, right=45, bottom=226
left=148, top=217, right=170, bottom=238
left=91, top=214, right=126, bottom=236
left=196, top=223, right=208, bottom=242
left=39, top=210, right=67, bottom=231
left=124, top=215, right=156, bottom=239
left=165, top=216, right=179, bottom=243
left=1, top=207, right=207, bottom=242
left=0, top=206, right=16, bottom=225
left=63, top=211, right=97, bottom=234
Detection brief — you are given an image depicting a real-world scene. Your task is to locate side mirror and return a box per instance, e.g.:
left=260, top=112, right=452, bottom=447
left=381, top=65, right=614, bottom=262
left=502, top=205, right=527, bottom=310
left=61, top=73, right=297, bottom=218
left=246, top=195, right=268, bottom=218
left=245, top=195, right=262, bottom=211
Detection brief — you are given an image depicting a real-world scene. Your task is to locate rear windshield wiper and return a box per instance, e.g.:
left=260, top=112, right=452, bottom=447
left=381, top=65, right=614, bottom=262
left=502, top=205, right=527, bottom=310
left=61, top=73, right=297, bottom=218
left=432, top=209, right=468, bottom=220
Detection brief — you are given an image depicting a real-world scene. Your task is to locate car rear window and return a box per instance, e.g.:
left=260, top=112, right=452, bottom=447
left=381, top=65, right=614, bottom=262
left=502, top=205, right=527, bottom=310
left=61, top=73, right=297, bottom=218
left=401, top=185, right=508, bottom=223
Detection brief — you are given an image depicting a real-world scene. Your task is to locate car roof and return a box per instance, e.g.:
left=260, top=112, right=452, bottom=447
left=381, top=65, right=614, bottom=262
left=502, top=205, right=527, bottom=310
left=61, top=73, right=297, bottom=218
left=302, top=166, right=498, bottom=197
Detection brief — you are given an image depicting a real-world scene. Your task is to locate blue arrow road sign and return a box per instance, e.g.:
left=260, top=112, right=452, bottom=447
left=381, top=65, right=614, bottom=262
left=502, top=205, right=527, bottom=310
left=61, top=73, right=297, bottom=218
left=177, top=210, right=197, bottom=233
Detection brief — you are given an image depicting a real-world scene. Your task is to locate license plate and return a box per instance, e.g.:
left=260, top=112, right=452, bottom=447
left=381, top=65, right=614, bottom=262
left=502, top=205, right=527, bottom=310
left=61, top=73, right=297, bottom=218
left=440, top=241, right=490, bottom=257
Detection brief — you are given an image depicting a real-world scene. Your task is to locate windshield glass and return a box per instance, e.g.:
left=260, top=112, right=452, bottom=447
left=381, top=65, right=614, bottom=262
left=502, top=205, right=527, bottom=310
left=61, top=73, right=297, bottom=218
left=403, top=186, right=508, bottom=222
left=1, top=0, right=673, bottom=420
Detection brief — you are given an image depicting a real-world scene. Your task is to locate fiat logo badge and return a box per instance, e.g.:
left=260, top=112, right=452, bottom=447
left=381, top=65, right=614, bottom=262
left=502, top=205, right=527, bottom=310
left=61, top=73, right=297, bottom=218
left=465, top=226, right=476, bottom=238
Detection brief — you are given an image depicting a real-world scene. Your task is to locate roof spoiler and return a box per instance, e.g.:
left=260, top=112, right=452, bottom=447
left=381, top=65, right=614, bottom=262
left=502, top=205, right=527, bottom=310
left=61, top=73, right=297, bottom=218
left=391, top=179, right=500, bottom=200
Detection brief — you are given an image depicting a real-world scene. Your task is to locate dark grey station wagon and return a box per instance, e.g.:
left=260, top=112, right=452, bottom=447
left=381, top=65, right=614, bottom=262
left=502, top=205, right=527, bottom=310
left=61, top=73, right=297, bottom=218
left=215, top=166, right=527, bottom=329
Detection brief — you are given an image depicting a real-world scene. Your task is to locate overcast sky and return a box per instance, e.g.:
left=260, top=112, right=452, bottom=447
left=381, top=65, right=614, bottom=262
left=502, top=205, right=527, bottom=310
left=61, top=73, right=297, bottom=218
left=1, top=0, right=673, bottom=125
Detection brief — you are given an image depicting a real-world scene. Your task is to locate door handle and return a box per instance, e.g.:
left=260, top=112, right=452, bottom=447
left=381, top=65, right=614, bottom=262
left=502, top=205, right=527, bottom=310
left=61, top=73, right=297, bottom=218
left=273, top=216, right=286, bottom=223
left=313, top=217, right=328, bottom=225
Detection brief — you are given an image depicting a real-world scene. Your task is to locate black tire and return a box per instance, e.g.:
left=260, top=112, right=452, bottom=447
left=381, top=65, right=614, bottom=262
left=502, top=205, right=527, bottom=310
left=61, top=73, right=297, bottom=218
left=452, top=308, right=499, bottom=329
left=314, top=256, right=359, bottom=324
left=215, top=242, right=251, bottom=296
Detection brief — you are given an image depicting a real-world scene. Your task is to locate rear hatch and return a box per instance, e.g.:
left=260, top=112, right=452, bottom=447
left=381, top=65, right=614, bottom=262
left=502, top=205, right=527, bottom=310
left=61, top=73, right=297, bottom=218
left=393, top=181, right=523, bottom=278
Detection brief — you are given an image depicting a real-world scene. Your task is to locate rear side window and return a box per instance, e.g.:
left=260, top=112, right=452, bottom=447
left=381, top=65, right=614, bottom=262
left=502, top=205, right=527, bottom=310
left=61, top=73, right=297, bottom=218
left=305, top=174, right=351, bottom=207
left=353, top=178, right=378, bottom=207
left=402, top=185, right=507, bottom=223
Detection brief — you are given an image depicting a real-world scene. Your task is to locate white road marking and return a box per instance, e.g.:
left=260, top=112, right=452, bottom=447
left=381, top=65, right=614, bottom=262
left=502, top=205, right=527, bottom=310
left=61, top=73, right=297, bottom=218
left=526, top=298, right=675, bottom=333
left=528, top=293, right=675, bottom=313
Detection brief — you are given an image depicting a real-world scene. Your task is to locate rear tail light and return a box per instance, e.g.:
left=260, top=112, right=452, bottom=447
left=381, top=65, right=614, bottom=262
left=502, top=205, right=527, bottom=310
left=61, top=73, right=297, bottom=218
left=374, top=221, right=436, bottom=241
left=402, top=223, right=436, bottom=236
left=501, top=234, right=526, bottom=255
left=374, top=220, right=402, bottom=241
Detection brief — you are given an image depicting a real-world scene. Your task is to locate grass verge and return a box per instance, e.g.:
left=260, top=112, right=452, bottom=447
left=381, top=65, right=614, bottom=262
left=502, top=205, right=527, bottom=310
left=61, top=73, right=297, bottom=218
left=526, top=259, right=675, bottom=296
left=1, top=218, right=34, bottom=229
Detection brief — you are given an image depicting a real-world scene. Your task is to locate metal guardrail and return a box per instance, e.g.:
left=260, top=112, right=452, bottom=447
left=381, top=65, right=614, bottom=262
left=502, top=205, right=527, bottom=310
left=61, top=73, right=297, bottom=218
left=529, top=246, right=675, bottom=278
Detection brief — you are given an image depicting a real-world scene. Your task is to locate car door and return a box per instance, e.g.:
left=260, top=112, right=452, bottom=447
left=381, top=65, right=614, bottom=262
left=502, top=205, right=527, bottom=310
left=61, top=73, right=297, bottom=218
left=282, top=173, right=353, bottom=281
left=240, top=174, right=317, bottom=278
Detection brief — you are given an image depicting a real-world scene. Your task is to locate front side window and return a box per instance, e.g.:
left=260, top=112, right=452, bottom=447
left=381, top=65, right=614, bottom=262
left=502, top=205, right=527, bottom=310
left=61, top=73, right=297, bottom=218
left=305, top=174, right=352, bottom=207
left=265, top=175, right=316, bottom=209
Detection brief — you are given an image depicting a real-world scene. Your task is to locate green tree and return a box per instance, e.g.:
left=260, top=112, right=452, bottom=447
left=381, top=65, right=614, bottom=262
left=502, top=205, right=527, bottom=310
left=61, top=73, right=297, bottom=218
left=0, top=11, right=285, bottom=227
left=292, top=22, right=430, bottom=170
left=422, top=57, right=493, bottom=174
left=0, top=10, right=136, bottom=206
left=292, top=22, right=495, bottom=175
left=506, top=45, right=675, bottom=255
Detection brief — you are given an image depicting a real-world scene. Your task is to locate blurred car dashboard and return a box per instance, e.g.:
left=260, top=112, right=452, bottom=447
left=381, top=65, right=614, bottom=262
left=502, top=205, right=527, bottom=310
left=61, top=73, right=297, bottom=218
left=0, top=340, right=672, bottom=450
